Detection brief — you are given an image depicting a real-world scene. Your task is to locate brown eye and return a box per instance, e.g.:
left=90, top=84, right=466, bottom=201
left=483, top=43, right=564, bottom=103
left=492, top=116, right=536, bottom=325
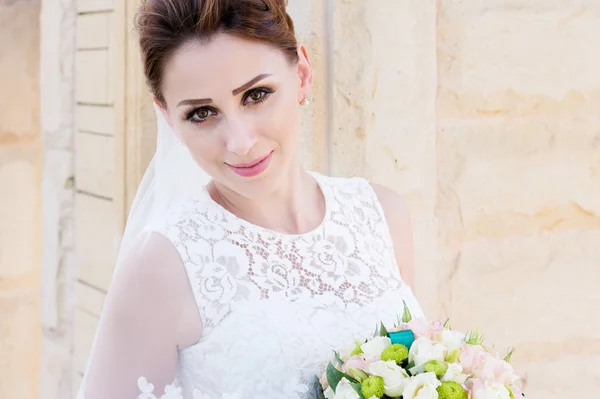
left=249, top=91, right=263, bottom=101
left=189, top=107, right=215, bottom=123
left=244, top=87, right=273, bottom=105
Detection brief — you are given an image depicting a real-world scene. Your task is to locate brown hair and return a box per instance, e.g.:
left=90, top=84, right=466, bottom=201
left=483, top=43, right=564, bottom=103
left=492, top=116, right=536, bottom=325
left=135, top=0, right=299, bottom=106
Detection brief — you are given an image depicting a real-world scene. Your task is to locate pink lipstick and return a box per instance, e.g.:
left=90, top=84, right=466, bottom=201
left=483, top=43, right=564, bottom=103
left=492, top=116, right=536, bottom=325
left=227, top=151, right=273, bottom=177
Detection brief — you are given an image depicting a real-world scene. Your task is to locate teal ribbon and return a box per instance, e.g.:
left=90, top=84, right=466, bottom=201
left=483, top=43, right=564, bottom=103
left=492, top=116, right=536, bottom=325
left=388, top=330, right=415, bottom=350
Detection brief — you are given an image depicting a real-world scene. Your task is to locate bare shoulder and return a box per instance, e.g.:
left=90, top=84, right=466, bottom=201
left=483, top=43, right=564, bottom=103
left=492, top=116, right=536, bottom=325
left=369, top=183, right=415, bottom=289
left=105, top=231, right=201, bottom=348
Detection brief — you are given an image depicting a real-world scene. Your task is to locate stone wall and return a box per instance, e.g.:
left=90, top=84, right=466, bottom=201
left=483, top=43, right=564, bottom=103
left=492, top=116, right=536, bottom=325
left=0, top=0, right=42, bottom=398
left=326, top=1, right=600, bottom=397
left=0, top=0, right=593, bottom=398
left=434, top=2, right=600, bottom=395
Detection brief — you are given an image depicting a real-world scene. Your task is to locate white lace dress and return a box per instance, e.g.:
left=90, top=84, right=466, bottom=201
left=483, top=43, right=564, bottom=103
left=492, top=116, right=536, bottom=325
left=136, top=172, right=424, bottom=398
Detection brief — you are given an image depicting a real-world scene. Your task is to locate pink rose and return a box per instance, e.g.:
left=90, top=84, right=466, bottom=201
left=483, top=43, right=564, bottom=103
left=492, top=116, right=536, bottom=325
left=399, top=318, right=431, bottom=339
left=343, top=355, right=374, bottom=373
left=429, top=320, right=444, bottom=336
left=476, top=357, right=518, bottom=386
left=459, top=344, right=489, bottom=375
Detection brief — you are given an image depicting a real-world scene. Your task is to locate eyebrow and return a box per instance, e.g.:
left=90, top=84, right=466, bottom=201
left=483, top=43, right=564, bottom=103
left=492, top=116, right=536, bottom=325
left=232, top=74, right=272, bottom=96
left=177, top=98, right=213, bottom=108
left=176, top=74, right=272, bottom=108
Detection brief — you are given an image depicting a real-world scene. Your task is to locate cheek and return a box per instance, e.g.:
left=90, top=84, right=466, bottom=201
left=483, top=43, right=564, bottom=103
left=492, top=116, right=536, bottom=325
left=176, top=125, right=222, bottom=166
left=262, top=94, right=301, bottom=142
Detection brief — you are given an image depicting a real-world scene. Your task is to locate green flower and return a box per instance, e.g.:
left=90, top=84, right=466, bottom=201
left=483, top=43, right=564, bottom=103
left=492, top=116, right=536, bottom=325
left=424, top=360, right=448, bottom=378
left=361, top=376, right=385, bottom=399
left=436, top=381, right=468, bottom=399
left=380, top=344, right=409, bottom=364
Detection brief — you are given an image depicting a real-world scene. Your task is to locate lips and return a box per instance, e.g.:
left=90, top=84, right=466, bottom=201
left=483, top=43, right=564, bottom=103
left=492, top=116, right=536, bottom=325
left=226, top=151, right=273, bottom=177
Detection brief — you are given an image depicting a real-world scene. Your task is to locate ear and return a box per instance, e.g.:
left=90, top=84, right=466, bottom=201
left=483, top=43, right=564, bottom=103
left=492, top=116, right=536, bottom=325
left=296, top=44, right=313, bottom=102
left=153, top=96, right=174, bottom=128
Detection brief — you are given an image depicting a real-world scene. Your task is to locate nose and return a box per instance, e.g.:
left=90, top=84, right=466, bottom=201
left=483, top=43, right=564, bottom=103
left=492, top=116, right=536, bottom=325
left=224, top=118, right=258, bottom=156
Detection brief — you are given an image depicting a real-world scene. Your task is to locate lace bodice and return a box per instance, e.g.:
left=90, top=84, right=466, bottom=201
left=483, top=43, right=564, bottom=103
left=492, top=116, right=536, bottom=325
left=146, top=172, right=424, bottom=398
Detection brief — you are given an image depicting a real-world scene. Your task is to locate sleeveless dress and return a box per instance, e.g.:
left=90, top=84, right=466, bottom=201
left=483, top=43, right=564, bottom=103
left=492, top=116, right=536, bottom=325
left=148, top=172, right=424, bottom=398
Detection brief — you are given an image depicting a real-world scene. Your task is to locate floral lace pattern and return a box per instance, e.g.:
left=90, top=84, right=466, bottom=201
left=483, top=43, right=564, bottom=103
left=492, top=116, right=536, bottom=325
left=150, top=172, right=424, bottom=398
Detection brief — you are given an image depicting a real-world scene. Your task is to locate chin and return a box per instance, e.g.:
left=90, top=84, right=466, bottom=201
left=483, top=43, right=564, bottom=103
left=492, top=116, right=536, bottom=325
left=221, top=164, right=282, bottom=199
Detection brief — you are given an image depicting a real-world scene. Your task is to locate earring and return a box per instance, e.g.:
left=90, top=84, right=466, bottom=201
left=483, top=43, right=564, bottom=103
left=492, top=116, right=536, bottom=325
left=300, top=97, right=311, bottom=106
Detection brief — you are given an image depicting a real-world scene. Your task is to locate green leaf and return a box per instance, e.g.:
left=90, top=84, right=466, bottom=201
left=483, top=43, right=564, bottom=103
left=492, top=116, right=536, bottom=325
left=379, top=322, right=389, bottom=337
left=349, top=381, right=366, bottom=399
left=333, top=351, right=344, bottom=366
left=406, top=361, right=416, bottom=375
left=504, top=347, right=515, bottom=363
left=465, top=327, right=485, bottom=345
left=326, top=362, right=358, bottom=392
left=443, top=318, right=451, bottom=329
left=401, top=300, right=413, bottom=323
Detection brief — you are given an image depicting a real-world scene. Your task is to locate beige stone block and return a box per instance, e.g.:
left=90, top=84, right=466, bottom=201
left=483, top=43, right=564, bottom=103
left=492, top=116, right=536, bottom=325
left=76, top=132, right=115, bottom=198
left=77, top=0, right=113, bottom=13
left=76, top=50, right=110, bottom=105
left=75, top=193, right=117, bottom=291
left=436, top=119, right=600, bottom=245
left=437, top=1, right=600, bottom=117
left=330, top=1, right=370, bottom=177
left=76, top=12, right=111, bottom=50
left=40, top=336, right=73, bottom=399
left=74, top=309, right=99, bottom=373
left=0, top=291, right=41, bottom=399
left=0, top=146, right=40, bottom=281
left=0, top=0, right=40, bottom=138
left=362, top=1, right=437, bottom=213
left=107, top=28, right=117, bottom=106
left=76, top=281, right=106, bottom=317
left=438, top=230, right=600, bottom=345
left=76, top=105, right=115, bottom=135
left=517, top=354, right=600, bottom=398
left=330, top=1, right=438, bottom=210
left=436, top=230, right=600, bottom=397
left=287, top=0, right=328, bottom=172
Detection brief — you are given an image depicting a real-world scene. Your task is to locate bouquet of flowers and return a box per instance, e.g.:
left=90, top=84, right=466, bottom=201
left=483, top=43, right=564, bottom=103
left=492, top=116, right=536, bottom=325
left=319, top=303, right=524, bottom=399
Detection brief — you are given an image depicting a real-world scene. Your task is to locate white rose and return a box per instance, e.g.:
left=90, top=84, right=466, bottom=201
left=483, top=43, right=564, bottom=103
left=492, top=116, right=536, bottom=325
left=409, top=337, right=446, bottom=368
left=471, top=381, right=512, bottom=399
left=368, top=360, right=410, bottom=397
left=323, top=386, right=336, bottom=399
left=402, top=372, right=442, bottom=399
left=331, top=378, right=360, bottom=399
left=360, top=336, right=392, bottom=359
left=438, top=330, right=465, bottom=355
left=441, top=363, right=469, bottom=385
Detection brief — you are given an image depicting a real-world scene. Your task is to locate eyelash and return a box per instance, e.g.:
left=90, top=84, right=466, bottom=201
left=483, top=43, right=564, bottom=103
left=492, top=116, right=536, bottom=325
left=185, top=87, right=275, bottom=124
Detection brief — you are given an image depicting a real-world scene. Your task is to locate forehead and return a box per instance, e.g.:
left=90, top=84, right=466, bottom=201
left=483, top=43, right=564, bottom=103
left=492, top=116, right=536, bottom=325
left=162, top=34, right=293, bottom=105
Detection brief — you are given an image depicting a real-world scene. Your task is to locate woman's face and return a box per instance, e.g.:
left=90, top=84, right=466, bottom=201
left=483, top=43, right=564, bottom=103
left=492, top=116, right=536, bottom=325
left=160, top=33, right=312, bottom=199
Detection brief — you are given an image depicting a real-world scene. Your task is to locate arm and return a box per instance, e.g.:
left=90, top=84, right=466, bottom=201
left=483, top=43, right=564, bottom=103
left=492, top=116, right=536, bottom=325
left=79, top=232, right=201, bottom=399
left=370, top=183, right=416, bottom=289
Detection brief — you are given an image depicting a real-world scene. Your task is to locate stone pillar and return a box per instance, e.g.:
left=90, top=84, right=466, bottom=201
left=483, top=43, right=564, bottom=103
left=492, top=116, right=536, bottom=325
left=330, top=0, right=439, bottom=314
left=287, top=0, right=329, bottom=172
left=39, top=0, right=77, bottom=396
left=0, top=0, right=42, bottom=398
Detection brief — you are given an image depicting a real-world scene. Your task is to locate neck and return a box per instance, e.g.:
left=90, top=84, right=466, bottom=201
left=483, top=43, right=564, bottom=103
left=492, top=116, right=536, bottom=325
left=209, top=165, right=325, bottom=234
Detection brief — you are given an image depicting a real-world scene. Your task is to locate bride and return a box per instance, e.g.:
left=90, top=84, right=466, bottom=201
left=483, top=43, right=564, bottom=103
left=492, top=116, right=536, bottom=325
left=79, top=0, right=424, bottom=397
